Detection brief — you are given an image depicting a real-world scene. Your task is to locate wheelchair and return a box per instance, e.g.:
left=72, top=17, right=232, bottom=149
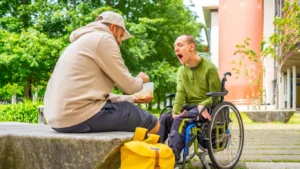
left=160, top=72, right=244, bottom=169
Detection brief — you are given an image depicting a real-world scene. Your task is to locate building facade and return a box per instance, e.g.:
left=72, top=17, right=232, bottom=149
left=201, top=0, right=300, bottom=109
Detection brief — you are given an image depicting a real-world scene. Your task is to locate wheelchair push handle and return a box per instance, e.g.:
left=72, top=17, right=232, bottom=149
left=223, top=72, right=231, bottom=77
left=222, top=72, right=231, bottom=84
left=165, top=93, right=175, bottom=98
left=165, top=93, right=175, bottom=107
left=221, top=72, right=231, bottom=93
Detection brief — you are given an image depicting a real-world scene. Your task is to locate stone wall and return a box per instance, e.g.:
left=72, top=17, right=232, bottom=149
left=243, top=110, right=295, bottom=123
left=0, top=122, right=133, bottom=169
left=0, top=136, right=10, bottom=169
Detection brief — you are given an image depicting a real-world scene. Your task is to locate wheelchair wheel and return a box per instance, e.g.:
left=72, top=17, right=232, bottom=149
left=207, top=101, right=244, bottom=169
left=208, top=162, right=217, bottom=169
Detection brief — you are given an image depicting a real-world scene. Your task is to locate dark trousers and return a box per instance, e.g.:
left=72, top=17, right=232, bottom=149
left=157, top=105, right=202, bottom=162
left=53, top=101, right=158, bottom=133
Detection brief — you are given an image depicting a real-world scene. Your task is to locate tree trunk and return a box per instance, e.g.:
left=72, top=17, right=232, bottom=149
left=148, top=102, right=152, bottom=110
left=20, top=0, right=30, bottom=27
left=24, top=79, right=32, bottom=99
left=275, top=65, right=281, bottom=109
left=73, top=0, right=76, bottom=8
left=115, top=0, right=125, bottom=9
left=106, top=0, right=111, bottom=6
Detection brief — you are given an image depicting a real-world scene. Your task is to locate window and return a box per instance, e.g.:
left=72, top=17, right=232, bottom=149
left=275, top=0, right=282, bottom=17
left=272, top=79, right=277, bottom=105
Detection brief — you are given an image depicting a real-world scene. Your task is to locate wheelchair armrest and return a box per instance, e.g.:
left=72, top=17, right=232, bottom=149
left=165, top=93, right=175, bottom=98
left=206, top=92, right=227, bottom=97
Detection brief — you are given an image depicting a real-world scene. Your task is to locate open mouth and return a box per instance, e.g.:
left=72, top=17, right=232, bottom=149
left=177, top=54, right=183, bottom=59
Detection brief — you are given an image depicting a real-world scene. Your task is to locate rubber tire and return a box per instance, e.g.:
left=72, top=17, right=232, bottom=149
left=207, top=101, right=244, bottom=169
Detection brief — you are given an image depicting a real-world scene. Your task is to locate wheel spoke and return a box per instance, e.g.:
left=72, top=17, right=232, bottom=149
left=207, top=102, right=244, bottom=169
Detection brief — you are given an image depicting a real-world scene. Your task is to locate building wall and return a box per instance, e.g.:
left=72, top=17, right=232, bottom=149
left=210, top=11, right=219, bottom=68
left=263, top=0, right=275, bottom=105
left=219, top=0, right=264, bottom=104
left=297, top=80, right=300, bottom=107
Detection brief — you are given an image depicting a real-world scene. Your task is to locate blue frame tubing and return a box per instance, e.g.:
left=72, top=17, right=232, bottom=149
left=182, top=123, right=196, bottom=168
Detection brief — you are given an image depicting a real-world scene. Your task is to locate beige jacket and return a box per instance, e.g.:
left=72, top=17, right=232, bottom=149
left=44, top=22, right=143, bottom=128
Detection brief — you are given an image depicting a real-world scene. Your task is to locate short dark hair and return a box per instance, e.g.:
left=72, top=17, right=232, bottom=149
left=182, top=34, right=196, bottom=45
left=180, top=34, right=197, bottom=52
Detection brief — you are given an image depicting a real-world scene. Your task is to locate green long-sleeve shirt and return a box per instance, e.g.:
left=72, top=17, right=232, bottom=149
left=172, top=57, right=221, bottom=114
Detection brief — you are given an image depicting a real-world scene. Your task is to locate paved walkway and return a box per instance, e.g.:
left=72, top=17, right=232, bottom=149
left=190, top=124, right=300, bottom=169
left=240, top=124, right=300, bottom=169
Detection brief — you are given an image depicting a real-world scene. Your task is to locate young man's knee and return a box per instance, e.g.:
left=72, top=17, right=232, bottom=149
left=160, top=112, right=172, bottom=121
left=149, top=121, right=160, bottom=134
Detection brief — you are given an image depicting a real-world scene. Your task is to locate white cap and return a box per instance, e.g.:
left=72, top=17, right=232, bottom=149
left=97, top=11, right=132, bottom=41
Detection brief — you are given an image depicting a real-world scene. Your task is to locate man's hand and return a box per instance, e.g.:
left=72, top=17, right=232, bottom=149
left=198, top=105, right=211, bottom=121
left=137, top=72, right=150, bottom=83
left=172, top=110, right=188, bottom=119
left=134, top=95, right=153, bottom=103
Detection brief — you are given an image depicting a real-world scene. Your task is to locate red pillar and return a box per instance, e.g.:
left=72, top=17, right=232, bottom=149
left=219, top=0, right=264, bottom=104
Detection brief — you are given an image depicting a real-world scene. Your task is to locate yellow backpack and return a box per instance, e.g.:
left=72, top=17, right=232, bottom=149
left=120, top=127, right=175, bottom=169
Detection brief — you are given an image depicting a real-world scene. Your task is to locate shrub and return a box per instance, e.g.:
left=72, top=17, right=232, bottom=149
left=0, top=100, right=43, bottom=123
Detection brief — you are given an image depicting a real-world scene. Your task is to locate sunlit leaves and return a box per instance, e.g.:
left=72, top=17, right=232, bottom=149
left=0, top=0, right=205, bottom=103
left=266, top=0, right=300, bottom=60
left=0, top=28, right=65, bottom=87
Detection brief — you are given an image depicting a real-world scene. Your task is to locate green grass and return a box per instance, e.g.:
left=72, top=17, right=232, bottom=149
left=239, top=112, right=254, bottom=124
left=287, top=113, right=300, bottom=124
left=148, top=108, right=300, bottom=125
left=145, top=108, right=161, bottom=118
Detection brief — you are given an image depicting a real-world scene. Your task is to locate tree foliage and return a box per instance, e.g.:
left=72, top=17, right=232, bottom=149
left=232, top=38, right=264, bottom=110
left=0, top=0, right=205, bottom=108
left=262, top=1, right=300, bottom=62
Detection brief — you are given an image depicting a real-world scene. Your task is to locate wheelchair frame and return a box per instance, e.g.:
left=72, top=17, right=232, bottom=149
left=160, top=72, right=244, bottom=169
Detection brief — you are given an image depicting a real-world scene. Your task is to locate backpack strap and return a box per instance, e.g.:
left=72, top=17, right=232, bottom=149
left=154, top=150, right=160, bottom=169
left=132, top=127, right=148, bottom=141
left=146, top=134, right=160, bottom=144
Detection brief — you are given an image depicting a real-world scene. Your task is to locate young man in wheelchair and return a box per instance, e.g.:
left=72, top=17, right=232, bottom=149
left=157, top=34, right=221, bottom=164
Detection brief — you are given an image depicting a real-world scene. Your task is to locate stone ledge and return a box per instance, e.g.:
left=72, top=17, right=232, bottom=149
left=0, top=122, right=133, bottom=169
left=243, top=110, right=296, bottom=123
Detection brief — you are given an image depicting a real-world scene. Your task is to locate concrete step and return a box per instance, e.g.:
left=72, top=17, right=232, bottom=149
left=240, top=155, right=300, bottom=162
left=242, top=149, right=300, bottom=155
left=244, top=144, right=300, bottom=149
left=244, top=140, right=300, bottom=144
left=245, top=162, right=300, bottom=169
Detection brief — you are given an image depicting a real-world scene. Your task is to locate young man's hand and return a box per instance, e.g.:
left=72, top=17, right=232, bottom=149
left=198, top=105, right=211, bottom=121
left=134, top=95, right=153, bottom=103
left=137, top=72, right=150, bottom=83
left=172, top=110, right=187, bottom=119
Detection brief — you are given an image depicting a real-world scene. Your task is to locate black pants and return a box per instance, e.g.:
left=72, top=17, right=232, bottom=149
left=53, top=101, right=158, bottom=133
left=157, top=105, right=204, bottom=162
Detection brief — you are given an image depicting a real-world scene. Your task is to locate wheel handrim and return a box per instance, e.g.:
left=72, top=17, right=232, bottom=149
left=207, top=102, right=244, bottom=169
